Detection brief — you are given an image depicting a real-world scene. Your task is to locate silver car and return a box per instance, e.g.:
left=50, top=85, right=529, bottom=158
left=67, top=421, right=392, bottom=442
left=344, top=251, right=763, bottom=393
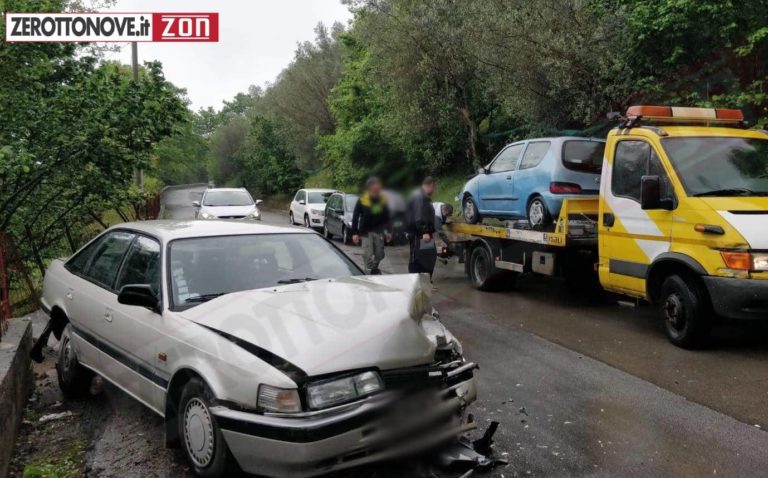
left=40, top=220, right=477, bottom=477
left=193, top=187, right=262, bottom=220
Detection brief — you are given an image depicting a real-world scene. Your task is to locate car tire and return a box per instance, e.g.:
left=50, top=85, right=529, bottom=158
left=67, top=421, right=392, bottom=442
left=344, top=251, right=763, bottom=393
left=342, top=226, right=352, bottom=245
left=660, top=274, right=713, bottom=349
left=324, top=224, right=334, bottom=239
left=304, top=214, right=310, bottom=228
left=463, top=196, right=481, bottom=224
left=527, top=196, right=551, bottom=230
left=56, top=323, right=93, bottom=399
left=178, top=377, right=237, bottom=478
left=289, top=211, right=294, bottom=225
left=469, top=245, right=515, bottom=291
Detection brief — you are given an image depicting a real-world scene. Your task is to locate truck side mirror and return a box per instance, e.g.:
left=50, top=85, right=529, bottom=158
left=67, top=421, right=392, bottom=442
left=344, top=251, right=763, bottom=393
left=641, top=175, right=674, bottom=210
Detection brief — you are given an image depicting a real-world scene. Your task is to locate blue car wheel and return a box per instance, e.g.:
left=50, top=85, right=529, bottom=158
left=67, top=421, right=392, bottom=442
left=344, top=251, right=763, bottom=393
left=463, top=196, right=481, bottom=224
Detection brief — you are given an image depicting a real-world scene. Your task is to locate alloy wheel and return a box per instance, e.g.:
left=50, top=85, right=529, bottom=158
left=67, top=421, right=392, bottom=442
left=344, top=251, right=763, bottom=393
left=528, top=200, right=545, bottom=227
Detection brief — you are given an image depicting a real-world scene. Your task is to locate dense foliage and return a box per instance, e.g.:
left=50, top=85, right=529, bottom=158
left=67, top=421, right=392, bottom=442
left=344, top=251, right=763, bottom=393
left=0, top=0, right=187, bottom=276
left=201, top=0, right=768, bottom=193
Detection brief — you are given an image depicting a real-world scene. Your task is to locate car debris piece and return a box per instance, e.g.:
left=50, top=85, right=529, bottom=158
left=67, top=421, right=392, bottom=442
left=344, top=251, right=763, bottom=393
left=438, top=421, right=507, bottom=473
left=38, top=411, right=75, bottom=423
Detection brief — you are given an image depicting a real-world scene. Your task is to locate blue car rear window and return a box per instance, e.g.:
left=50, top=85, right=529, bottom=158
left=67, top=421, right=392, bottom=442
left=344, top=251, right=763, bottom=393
left=562, top=141, right=605, bottom=173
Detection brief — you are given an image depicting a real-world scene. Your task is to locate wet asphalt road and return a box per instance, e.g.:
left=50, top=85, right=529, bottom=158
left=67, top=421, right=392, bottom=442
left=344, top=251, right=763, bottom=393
left=74, top=186, right=767, bottom=477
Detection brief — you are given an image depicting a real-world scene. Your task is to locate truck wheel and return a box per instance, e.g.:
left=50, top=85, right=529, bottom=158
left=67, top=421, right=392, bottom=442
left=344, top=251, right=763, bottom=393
left=463, top=197, right=481, bottom=224
left=659, top=274, right=713, bottom=349
left=56, top=323, right=93, bottom=399
left=179, top=377, right=237, bottom=478
left=469, top=246, right=502, bottom=291
left=527, top=197, right=551, bottom=230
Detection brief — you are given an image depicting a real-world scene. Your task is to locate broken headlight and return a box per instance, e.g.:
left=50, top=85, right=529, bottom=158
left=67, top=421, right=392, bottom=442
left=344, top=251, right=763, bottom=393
left=306, top=371, right=384, bottom=410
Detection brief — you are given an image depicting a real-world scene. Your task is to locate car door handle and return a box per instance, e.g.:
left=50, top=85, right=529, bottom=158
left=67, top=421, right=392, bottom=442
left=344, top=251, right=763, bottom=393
left=104, top=308, right=113, bottom=323
left=506, top=175, right=512, bottom=180
left=603, top=213, right=615, bottom=227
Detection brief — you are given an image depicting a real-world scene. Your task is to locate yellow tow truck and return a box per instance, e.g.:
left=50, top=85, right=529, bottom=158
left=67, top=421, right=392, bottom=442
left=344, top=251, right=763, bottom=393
left=446, top=106, right=768, bottom=348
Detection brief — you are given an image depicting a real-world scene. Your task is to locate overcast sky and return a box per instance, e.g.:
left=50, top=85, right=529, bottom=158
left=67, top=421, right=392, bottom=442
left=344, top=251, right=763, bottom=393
left=106, top=0, right=352, bottom=111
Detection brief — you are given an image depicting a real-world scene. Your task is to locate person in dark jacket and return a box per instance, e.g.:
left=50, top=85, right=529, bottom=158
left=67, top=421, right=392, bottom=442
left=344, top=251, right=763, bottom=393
left=351, top=177, right=392, bottom=274
left=406, top=176, right=437, bottom=275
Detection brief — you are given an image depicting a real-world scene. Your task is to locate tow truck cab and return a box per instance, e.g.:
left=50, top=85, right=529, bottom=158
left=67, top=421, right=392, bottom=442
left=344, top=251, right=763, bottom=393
left=597, top=106, right=768, bottom=347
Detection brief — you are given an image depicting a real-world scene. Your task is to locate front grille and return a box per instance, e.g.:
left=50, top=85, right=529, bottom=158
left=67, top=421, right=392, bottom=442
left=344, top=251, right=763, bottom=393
left=381, top=362, right=474, bottom=390
left=219, top=215, right=246, bottom=219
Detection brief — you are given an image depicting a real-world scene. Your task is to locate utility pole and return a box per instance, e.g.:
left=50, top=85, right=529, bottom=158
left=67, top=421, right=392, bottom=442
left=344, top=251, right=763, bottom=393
left=131, top=42, right=143, bottom=189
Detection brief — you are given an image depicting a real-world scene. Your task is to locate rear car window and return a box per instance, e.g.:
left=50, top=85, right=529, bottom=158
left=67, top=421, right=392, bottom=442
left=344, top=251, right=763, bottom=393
left=562, top=140, right=605, bottom=173
left=519, top=142, right=551, bottom=170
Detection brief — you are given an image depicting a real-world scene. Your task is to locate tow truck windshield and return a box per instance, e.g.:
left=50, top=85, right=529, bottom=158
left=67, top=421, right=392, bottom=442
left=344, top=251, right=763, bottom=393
left=662, top=137, right=768, bottom=197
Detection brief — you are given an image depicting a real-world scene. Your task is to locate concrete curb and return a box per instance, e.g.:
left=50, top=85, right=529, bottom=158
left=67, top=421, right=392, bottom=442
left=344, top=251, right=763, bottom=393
left=0, top=319, right=33, bottom=477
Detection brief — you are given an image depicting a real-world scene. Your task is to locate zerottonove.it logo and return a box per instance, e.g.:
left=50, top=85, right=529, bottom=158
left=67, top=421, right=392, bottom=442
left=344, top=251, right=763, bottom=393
left=4, top=12, right=219, bottom=42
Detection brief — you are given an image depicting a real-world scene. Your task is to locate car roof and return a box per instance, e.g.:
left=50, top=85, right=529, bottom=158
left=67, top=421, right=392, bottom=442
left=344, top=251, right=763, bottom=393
left=511, top=136, right=605, bottom=143
left=204, top=188, right=248, bottom=193
left=302, top=188, right=336, bottom=192
left=111, top=220, right=312, bottom=242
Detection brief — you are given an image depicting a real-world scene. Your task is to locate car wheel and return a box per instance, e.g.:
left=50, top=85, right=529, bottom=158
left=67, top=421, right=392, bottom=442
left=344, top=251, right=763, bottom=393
left=527, top=197, right=551, bottom=229
left=469, top=245, right=515, bottom=291
left=56, top=323, right=93, bottom=399
left=304, top=214, right=310, bottom=228
left=324, top=224, right=333, bottom=239
left=342, top=226, right=352, bottom=245
left=463, top=196, right=481, bottom=224
left=660, top=275, right=713, bottom=349
left=179, top=377, right=237, bottom=478
left=289, top=211, right=294, bottom=225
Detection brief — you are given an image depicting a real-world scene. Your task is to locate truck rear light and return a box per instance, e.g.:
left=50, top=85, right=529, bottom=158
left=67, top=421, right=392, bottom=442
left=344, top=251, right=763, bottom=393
left=550, top=182, right=582, bottom=194
left=720, top=251, right=752, bottom=270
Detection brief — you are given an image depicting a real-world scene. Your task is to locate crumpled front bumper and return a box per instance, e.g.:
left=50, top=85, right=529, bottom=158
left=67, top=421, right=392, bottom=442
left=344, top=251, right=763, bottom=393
left=212, top=363, right=477, bottom=477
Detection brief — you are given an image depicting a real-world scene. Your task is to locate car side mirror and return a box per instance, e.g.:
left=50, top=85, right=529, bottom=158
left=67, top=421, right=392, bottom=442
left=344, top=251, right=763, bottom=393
left=192, top=200, right=201, bottom=208
left=255, top=199, right=263, bottom=206
left=641, top=175, right=674, bottom=210
left=118, top=285, right=161, bottom=313
left=477, top=167, right=487, bottom=175
left=299, top=200, right=306, bottom=205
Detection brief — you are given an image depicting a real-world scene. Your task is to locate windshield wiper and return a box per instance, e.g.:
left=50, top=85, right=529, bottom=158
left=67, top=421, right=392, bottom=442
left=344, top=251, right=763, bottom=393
left=693, top=188, right=768, bottom=197
left=185, top=292, right=228, bottom=303
left=276, top=277, right=317, bottom=284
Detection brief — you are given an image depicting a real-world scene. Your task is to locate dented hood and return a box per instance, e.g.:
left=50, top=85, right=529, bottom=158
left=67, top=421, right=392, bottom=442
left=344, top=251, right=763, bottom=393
left=177, top=274, right=436, bottom=377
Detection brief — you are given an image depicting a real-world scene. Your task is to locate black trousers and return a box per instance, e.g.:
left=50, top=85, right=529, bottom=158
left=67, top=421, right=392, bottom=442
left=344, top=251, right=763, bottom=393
left=408, top=234, right=435, bottom=276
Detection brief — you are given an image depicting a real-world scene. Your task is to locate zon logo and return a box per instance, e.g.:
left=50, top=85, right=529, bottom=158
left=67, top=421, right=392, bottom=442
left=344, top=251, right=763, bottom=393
left=152, top=13, right=219, bottom=42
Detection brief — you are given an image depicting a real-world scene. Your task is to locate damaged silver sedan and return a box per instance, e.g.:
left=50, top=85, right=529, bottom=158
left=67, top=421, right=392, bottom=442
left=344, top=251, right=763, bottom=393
left=39, top=220, right=477, bottom=477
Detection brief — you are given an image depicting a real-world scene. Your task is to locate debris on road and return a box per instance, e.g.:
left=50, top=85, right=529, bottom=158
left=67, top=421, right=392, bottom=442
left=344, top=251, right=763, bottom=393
left=38, top=411, right=75, bottom=423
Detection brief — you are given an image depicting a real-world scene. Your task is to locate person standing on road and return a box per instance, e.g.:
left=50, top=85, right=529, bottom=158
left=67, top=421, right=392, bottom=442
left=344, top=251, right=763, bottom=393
left=351, top=177, right=392, bottom=275
left=406, top=176, right=437, bottom=276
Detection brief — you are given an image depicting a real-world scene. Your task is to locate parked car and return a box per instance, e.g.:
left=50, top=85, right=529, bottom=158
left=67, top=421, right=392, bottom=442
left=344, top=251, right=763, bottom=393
left=460, top=137, right=605, bottom=228
left=289, top=188, right=335, bottom=229
left=383, top=189, right=408, bottom=245
left=40, top=220, right=476, bottom=477
left=192, top=188, right=262, bottom=221
left=323, top=192, right=358, bottom=244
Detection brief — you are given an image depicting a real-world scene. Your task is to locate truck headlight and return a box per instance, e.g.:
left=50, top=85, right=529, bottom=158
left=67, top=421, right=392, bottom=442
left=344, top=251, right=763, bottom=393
left=310, top=208, right=324, bottom=217
left=753, top=253, right=768, bottom=271
left=306, top=371, right=383, bottom=410
left=257, top=385, right=301, bottom=413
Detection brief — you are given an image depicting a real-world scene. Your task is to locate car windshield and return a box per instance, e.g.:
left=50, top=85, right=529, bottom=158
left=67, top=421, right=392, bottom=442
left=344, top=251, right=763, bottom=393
left=203, top=190, right=253, bottom=206
left=662, top=137, right=768, bottom=197
left=345, top=195, right=358, bottom=210
left=308, top=191, right=333, bottom=204
left=169, top=233, right=362, bottom=309
left=562, top=140, right=605, bottom=173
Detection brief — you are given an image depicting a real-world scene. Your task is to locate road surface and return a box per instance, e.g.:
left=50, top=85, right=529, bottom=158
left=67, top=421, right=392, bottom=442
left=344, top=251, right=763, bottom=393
left=13, top=187, right=768, bottom=477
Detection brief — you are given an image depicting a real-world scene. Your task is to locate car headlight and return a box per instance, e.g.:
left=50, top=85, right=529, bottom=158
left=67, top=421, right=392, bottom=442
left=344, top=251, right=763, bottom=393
left=199, top=211, right=214, bottom=220
left=753, top=253, right=768, bottom=271
left=306, top=371, right=383, bottom=410
left=311, top=208, right=324, bottom=216
left=257, top=384, right=302, bottom=413
left=250, top=210, right=261, bottom=220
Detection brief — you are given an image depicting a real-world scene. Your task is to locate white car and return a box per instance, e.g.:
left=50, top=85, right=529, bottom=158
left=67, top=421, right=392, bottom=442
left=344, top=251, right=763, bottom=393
left=193, top=188, right=262, bottom=221
left=39, top=220, right=477, bottom=477
left=289, top=188, right=335, bottom=229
